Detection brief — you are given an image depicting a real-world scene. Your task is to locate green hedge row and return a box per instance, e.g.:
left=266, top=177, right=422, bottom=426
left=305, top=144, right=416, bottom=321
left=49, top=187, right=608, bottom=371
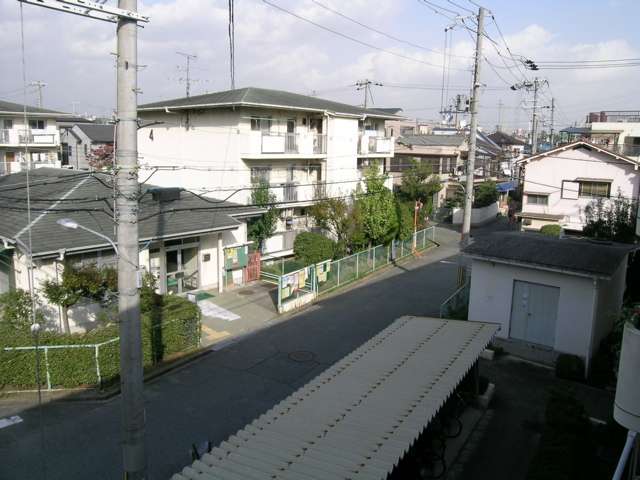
left=0, top=295, right=200, bottom=389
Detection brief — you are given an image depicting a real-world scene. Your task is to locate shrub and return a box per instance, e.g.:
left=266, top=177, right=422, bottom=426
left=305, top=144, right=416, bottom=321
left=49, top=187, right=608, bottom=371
left=473, top=180, right=498, bottom=208
left=540, top=224, right=562, bottom=237
left=555, top=353, right=585, bottom=381
left=0, top=289, right=42, bottom=329
left=293, top=232, right=336, bottom=265
left=0, top=294, right=200, bottom=389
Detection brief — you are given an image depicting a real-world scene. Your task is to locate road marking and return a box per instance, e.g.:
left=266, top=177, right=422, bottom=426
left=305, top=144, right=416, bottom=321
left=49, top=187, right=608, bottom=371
left=198, top=300, right=240, bottom=321
left=439, top=260, right=457, bottom=265
left=0, top=415, right=23, bottom=430
left=201, top=325, right=231, bottom=343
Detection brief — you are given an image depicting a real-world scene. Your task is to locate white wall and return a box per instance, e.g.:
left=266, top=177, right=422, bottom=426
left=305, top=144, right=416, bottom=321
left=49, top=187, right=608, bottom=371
left=592, top=258, right=627, bottom=356
left=452, top=201, right=499, bottom=225
left=523, top=147, right=639, bottom=230
left=468, top=259, right=597, bottom=360
left=326, top=116, right=359, bottom=198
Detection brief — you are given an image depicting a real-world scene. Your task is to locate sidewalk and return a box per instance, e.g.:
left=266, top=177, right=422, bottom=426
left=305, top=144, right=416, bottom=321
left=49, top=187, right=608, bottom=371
left=196, top=226, right=463, bottom=348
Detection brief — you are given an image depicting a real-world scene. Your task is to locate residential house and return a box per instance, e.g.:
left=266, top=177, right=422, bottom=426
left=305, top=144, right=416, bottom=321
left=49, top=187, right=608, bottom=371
left=560, top=110, right=640, bottom=160
left=0, top=168, right=263, bottom=332
left=136, top=87, right=399, bottom=257
left=488, top=130, right=526, bottom=176
left=60, top=123, right=115, bottom=169
left=0, top=99, right=71, bottom=175
left=515, top=140, right=640, bottom=231
left=464, top=232, right=634, bottom=375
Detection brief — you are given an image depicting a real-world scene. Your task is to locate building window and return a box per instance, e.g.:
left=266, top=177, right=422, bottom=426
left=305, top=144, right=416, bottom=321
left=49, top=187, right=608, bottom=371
left=578, top=181, right=610, bottom=198
left=3, top=119, right=13, bottom=129
left=526, top=194, right=548, bottom=205
left=28, top=120, right=45, bottom=130
left=250, top=117, right=272, bottom=132
left=250, top=166, right=271, bottom=184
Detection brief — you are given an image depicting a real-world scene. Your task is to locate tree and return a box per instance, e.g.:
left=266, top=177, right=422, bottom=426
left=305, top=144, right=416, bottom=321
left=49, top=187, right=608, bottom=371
left=293, top=232, right=336, bottom=265
left=395, top=201, right=415, bottom=241
left=42, top=263, right=116, bottom=334
left=397, top=159, right=442, bottom=209
left=308, top=198, right=351, bottom=256
left=473, top=180, right=498, bottom=208
left=0, top=289, right=41, bottom=330
left=247, top=181, right=279, bottom=251
left=87, top=144, right=114, bottom=171
left=583, top=192, right=637, bottom=243
left=357, top=163, right=398, bottom=246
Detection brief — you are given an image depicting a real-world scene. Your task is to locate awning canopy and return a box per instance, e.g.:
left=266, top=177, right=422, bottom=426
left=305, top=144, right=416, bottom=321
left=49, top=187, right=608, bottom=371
left=497, top=180, right=518, bottom=192
left=171, top=317, right=498, bottom=480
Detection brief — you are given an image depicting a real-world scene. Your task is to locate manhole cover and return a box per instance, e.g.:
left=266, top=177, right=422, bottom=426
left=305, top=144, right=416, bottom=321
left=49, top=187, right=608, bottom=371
left=237, top=289, right=255, bottom=296
left=288, top=351, right=315, bottom=363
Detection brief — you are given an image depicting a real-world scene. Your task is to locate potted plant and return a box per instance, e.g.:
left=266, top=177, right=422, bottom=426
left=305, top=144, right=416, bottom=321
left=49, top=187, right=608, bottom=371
left=613, top=305, right=640, bottom=432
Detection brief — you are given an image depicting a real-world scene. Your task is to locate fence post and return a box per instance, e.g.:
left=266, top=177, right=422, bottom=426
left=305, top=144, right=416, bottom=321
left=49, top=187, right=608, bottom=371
left=356, top=253, right=359, bottom=279
left=95, top=344, right=102, bottom=389
left=372, top=246, right=376, bottom=270
left=278, top=275, right=282, bottom=312
left=44, top=346, right=52, bottom=391
left=400, top=239, right=403, bottom=258
left=337, top=259, right=341, bottom=287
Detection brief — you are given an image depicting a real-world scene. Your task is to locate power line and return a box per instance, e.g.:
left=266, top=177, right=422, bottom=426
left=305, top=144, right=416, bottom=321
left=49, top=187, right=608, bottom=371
left=228, top=0, right=235, bottom=90
left=261, top=0, right=464, bottom=70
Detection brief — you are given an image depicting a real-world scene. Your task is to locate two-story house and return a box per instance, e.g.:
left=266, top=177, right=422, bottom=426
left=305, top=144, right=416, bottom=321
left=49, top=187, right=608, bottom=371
left=60, top=123, right=115, bottom=170
left=0, top=99, right=71, bottom=175
left=137, top=87, right=398, bottom=256
left=516, top=140, right=640, bottom=231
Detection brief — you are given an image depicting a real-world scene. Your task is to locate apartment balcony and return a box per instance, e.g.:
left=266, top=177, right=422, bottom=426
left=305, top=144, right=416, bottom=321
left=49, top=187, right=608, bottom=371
left=0, top=160, right=62, bottom=176
left=242, top=132, right=327, bottom=159
left=0, top=129, right=59, bottom=147
left=271, top=181, right=327, bottom=205
left=358, top=133, right=393, bottom=156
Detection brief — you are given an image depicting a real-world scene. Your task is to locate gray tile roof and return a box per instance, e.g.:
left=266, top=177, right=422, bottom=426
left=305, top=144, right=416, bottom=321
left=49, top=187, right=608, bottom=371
left=488, top=130, right=525, bottom=146
left=0, top=168, right=263, bottom=257
left=397, top=134, right=466, bottom=147
left=0, top=99, right=69, bottom=116
left=170, top=316, right=498, bottom=480
left=76, top=124, right=115, bottom=143
left=463, top=231, right=636, bottom=278
left=139, top=87, right=401, bottom=119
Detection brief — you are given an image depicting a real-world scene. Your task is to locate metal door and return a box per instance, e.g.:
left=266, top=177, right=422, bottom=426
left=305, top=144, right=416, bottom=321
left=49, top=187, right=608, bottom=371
left=509, top=280, right=559, bottom=347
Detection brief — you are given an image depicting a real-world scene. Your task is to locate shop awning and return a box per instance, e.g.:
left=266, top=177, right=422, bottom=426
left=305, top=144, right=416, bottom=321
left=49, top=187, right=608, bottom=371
left=171, top=317, right=498, bottom=480
left=497, top=180, right=517, bottom=192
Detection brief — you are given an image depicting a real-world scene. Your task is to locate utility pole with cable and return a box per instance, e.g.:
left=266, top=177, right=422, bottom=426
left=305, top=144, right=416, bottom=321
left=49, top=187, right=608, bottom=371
left=550, top=97, right=555, bottom=147
left=16, top=0, right=149, bottom=477
left=460, top=6, right=485, bottom=247
left=29, top=80, right=46, bottom=107
left=176, top=51, right=197, bottom=97
left=531, top=77, right=539, bottom=154
left=355, top=79, right=382, bottom=108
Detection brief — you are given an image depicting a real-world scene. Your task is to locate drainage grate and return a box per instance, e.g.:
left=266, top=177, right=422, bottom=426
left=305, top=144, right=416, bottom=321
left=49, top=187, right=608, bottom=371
left=288, top=350, right=315, bottom=363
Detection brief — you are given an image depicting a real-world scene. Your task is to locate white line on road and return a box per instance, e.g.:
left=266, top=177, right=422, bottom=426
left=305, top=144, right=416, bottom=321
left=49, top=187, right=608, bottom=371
left=0, top=415, right=23, bottom=430
left=439, top=260, right=458, bottom=265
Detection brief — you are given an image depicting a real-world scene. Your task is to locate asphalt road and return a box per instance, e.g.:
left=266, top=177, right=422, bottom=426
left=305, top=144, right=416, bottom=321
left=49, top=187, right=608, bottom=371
left=0, top=228, right=463, bottom=480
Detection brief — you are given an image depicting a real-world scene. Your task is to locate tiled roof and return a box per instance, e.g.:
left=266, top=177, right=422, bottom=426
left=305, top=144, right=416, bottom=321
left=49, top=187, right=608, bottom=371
left=139, top=87, right=401, bottom=119
left=76, top=124, right=115, bottom=143
left=0, top=99, right=69, bottom=116
left=397, top=134, right=466, bottom=147
left=0, top=168, right=263, bottom=257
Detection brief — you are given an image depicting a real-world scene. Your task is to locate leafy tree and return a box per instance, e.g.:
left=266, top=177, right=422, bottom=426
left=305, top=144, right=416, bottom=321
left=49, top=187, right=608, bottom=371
left=583, top=192, right=637, bottom=243
left=87, top=144, right=114, bottom=171
left=0, top=289, right=41, bottom=330
left=395, top=201, right=415, bottom=241
left=42, top=263, right=117, bottom=334
left=308, top=197, right=351, bottom=256
left=357, top=163, right=398, bottom=246
left=473, top=180, right=499, bottom=208
left=397, top=159, right=441, bottom=207
left=293, top=232, right=336, bottom=265
left=247, top=181, right=279, bottom=251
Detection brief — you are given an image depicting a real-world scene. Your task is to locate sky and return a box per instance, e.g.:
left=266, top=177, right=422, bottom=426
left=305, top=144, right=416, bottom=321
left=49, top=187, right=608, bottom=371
left=1, top=0, right=639, bottom=132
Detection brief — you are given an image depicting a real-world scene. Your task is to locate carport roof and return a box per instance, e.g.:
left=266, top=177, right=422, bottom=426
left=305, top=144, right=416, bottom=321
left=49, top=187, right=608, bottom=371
left=170, top=316, right=498, bottom=480
left=463, top=231, right=637, bottom=278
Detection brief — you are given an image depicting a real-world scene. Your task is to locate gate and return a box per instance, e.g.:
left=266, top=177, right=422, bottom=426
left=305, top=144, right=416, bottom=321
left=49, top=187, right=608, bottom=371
left=245, top=251, right=261, bottom=282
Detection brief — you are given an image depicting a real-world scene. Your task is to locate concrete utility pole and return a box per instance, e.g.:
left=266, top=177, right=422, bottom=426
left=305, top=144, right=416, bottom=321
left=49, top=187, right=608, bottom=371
left=460, top=6, right=485, bottom=247
left=117, top=0, right=145, bottom=477
left=355, top=79, right=382, bottom=109
left=531, top=77, right=539, bottom=154
left=177, top=51, right=197, bottom=97
left=29, top=81, right=46, bottom=107
left=550, top=97, right=555, bottom=147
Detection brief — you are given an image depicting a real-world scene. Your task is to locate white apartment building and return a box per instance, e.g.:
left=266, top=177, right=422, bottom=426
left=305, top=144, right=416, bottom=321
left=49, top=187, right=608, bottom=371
left=0, top=99, right=70, bottom=175
left=137, top=87, right=398, bottom=256
left=517, top=141, right=640, bottom=231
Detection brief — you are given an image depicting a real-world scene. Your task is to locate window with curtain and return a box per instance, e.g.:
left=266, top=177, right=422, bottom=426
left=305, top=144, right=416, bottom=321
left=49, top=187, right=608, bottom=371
left=578, top=181, right=610, bottom=198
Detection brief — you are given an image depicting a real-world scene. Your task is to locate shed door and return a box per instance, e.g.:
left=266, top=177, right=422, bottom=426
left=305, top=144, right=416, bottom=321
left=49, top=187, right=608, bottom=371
left=509, top=280, right=559, bottom=347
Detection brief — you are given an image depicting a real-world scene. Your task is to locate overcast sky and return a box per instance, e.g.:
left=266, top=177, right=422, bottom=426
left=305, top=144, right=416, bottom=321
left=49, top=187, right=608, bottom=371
left=1, top=0, right=639, bottom=131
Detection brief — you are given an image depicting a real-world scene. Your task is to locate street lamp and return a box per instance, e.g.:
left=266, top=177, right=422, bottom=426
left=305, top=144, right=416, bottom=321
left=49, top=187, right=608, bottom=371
left=56, top=218, right=118, bottom=254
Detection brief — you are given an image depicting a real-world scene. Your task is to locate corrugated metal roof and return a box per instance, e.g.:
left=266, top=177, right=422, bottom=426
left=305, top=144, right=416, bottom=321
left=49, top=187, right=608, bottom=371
left=170, top=317, right=498, bottom=480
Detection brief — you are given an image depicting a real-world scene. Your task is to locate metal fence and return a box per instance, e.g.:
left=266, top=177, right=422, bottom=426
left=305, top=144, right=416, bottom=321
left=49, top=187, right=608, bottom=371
left=439, top=279, right=470, bottom=319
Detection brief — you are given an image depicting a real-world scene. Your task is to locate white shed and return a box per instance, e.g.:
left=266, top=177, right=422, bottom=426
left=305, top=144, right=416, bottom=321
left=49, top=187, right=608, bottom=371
left=463, top=232, right=635, bottom=374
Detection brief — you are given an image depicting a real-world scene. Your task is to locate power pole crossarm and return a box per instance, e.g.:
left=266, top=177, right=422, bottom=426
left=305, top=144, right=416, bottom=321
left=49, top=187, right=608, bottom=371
left=461, top=6, right=485, bottom=247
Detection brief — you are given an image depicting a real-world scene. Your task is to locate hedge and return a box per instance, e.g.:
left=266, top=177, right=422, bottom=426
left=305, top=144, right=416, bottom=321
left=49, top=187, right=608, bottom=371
left=0, top=294, right=200, bottom=390
left=540, top=224, right=562, bottom=237
left=293, top=231, right=336, bottom=266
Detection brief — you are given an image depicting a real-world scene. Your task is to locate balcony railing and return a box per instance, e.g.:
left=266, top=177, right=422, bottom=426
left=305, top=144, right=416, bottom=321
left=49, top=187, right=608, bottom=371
left=251, top=132, right=326, bottom=156
left=272, top=181, right=326, bottom=203
left=586, top=141, right=640, bottom=157
left=358, top=134, right=393, bottom=155
left=313, top=181, right=326, bottom=200
left=18, top=129, right=57, bottom=145
left=313, top=134, right=327, bottom=154
left=0, top=130, right=9, bottom=144
left=282, top=182, right=298, bottom=202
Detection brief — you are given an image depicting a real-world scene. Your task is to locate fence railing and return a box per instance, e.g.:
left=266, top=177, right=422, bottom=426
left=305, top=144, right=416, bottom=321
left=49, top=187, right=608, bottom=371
left=439, top=278, right=470, bottom=319
left=261, top=227, right=437, bottom=312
